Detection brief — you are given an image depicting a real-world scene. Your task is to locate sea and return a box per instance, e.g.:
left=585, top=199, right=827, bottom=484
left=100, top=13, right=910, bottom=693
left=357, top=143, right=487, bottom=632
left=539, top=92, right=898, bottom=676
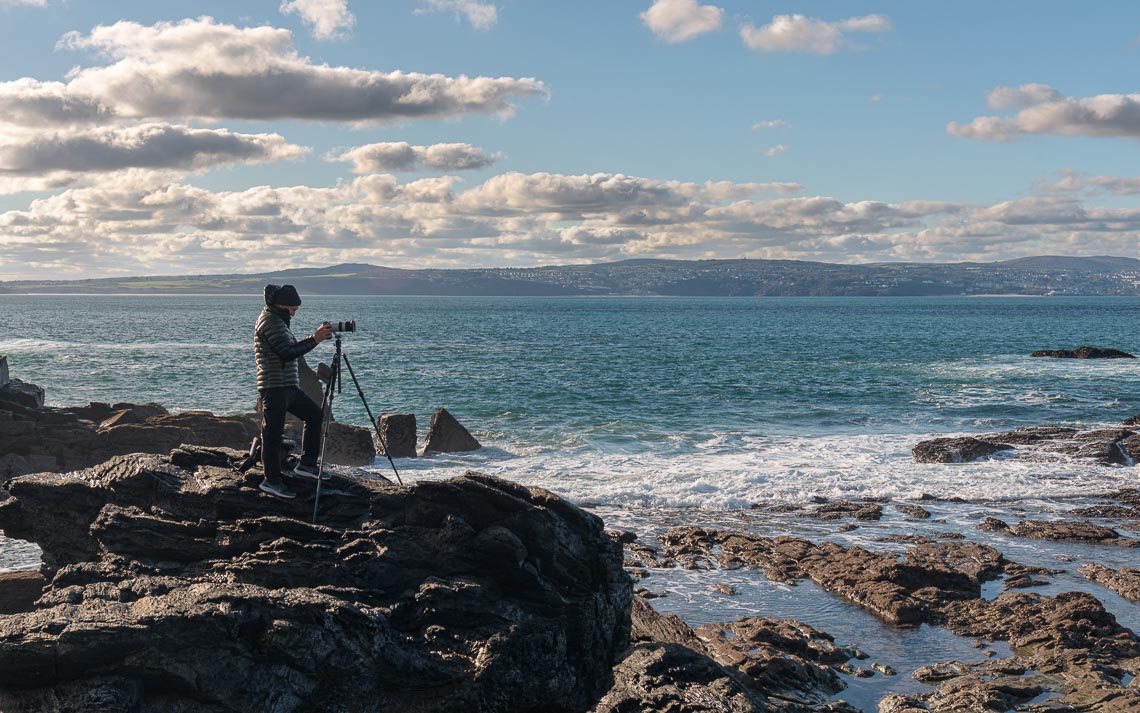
left=3, top=294, right=1140, bottom=709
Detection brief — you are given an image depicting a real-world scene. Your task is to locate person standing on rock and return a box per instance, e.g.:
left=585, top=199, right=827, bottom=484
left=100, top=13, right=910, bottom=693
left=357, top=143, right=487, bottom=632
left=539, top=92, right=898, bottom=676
left=254, top=284, right=334, bottom=499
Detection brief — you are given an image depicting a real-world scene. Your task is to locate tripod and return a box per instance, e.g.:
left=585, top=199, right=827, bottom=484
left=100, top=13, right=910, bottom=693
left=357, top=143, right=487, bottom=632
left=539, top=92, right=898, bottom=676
left=312, top=333, right=403, bottom=523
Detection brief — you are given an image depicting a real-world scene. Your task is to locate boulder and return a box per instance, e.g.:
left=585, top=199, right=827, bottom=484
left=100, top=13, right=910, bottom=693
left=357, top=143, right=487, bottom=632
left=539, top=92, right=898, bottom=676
left=378, top=413, right=417, bottom=458
left=0, top=379, right=44, bottom=411
left=0, top=447, right=631, bottom=712
left=318, top=421, right=376, bottom=466
left=423, top=408, right=482, bottom=454
left=0, top=355, right=7, bottom=387
left=1031, top=346, right=1135, bottom=358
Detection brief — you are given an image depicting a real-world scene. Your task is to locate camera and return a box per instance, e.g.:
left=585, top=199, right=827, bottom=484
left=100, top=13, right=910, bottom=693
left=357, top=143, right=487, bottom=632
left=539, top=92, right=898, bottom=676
left=324, top=320, right=356, bottom=333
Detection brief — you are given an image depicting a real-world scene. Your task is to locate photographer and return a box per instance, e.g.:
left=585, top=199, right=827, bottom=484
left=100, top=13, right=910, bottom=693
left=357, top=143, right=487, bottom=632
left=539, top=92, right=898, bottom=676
left=254, top=284, right=334, bottom=499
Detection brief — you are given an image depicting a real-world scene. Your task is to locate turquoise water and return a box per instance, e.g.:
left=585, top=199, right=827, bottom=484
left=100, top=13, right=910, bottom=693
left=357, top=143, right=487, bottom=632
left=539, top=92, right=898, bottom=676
left=4, top=295, right=1140, bottom=505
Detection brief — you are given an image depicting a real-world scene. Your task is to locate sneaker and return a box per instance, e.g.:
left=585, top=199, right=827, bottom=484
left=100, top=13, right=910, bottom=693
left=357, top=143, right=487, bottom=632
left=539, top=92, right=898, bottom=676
left=290, top=462, right=330, bottom=481
left=259, top=479, right=297, bottom=499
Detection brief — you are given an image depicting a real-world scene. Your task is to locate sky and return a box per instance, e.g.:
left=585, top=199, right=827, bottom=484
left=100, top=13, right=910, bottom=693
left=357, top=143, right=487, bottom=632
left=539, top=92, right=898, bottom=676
left=1, top=0, right=1140, bottom=279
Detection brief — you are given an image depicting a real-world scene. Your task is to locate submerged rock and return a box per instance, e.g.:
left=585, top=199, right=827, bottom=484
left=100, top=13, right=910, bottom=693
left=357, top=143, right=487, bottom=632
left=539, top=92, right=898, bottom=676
left=0, top=447, right=631, bottom=712
left=1031, top=346, right=1135, bottom=358
left=913, top=422, right=1140, bottom=466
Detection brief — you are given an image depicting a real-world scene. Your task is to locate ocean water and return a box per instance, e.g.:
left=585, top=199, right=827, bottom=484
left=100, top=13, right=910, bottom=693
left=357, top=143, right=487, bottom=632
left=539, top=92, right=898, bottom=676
left=4, top=295, right=1140, bottom=505
left=4, top=294, right=1140, bottom=710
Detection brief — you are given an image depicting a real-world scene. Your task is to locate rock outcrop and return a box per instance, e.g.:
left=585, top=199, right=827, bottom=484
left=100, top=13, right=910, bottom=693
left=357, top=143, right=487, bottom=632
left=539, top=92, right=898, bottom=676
left=1031, top=346, right=1135, bottom=358
left=0, top=447, right=631, bottom=712
left=0, top=369, right=375, bottom=477
left=913, top=419, right=1140, bottom=465
left=1079, top=563, right=1140, bottom=602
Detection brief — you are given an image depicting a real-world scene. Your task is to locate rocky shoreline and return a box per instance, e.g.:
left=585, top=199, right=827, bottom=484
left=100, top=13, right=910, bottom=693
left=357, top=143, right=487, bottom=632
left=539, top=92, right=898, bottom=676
left=0, top=367, right=1138, bottom=711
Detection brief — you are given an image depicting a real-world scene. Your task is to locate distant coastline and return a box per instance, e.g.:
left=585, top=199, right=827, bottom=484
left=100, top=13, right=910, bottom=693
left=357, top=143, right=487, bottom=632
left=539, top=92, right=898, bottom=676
left=3, top=254, right=1140, bottom=298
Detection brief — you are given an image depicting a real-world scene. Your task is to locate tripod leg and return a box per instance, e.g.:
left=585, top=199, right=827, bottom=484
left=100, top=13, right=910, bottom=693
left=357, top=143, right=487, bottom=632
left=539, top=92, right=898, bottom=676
left=311, top=348, right=339, bottom=523
left=342, top=352, right=403, bottom=485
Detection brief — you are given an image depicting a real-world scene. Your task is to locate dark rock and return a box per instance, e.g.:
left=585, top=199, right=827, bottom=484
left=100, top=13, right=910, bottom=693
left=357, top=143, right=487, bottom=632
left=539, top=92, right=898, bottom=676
left=895, top=504, right=932, bottom=519
left=0, top=571, right=44, bottom=615
left=591, top=643, right=766, bottom=713
left=990, top=425, right=1079, bottom=444
left=629, top=595, right=704, bottom=650
left=0, top=379, right=45, bottom=411
left=0, top=355, right=7, bottom=387
left=1002, top=519, right=1140, bottom=547
left=977, top=516, right=1009, bottom=532
left=0, top=449, right=631, bottom=712
left=1031, top=346, right=1135, bottom=358
left=1079, top=563, right=1140, bottom=602
left=378, top=412, right=417, bottom=458
left=1068, top=504, right=1140, bottom=519
left=697, top=617, right=848, bottom=703
left=912, top=437, right=1012, bottom=463
left=710, top=583, right=735, bottom=596
left=810, top=501, right=882, bottom=520
left=423, top=408, right=482, bottom=454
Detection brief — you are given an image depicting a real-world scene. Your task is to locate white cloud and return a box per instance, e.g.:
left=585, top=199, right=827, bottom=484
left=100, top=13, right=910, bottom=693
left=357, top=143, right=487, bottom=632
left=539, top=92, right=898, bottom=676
left=0, top=18, right=543, bottom=126
left=949, top=85, right=1140, bottom=141
left=641, top=0, right=724, bottom=43
left=5, top=169, right=1140, bottom=278
left=752, top=119, right=789, bottom=131
left=279, top=0, right=355, bottom=40
left=740, top=13, right=892, bottom=55
left=0, top=0, right=48, bottom=6
left=985, top=83, right=1061, bottom=111
left=763, top=145, right=788, bottom=157
left=415, top=0, right=498, bottom=31
left=1041, top=171, right=1140, bottom=196
left=333, top=141, right=499, bottom=172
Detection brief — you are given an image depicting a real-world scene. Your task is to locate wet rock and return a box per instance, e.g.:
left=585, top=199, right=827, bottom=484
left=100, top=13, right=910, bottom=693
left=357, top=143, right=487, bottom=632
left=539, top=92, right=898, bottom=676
left=0, top=449, right=631, bottom=713
left=895, top=504, right=932, bottom=519
left=591, top=643, right=766, bottom=713
left=998, top=519, right=1140, bottom=547
left=1068, top=504, right=1140, bottom=519
left=912, top=437, right=1012, bottom=463
left=377, top=412, right=417, bottom=458
left=838, top=523, right=859, bottom=532
left=0, top=355, right=7, bottom=387
left=872, top=663, right=896, bottom=676
left=1031, top=346, right=1135, bottom=358
left=697, top=617, right=848, bottom=704
left=810, top=501, right=882, bottom=521
left=630, top=595, right=704, bottom=650
left=1079, top=563, right=1140, bottom=602
left=977, top=516, right=1009, bottom=532
left=423, top=407, right=482, bottom=454
left=710, top=583, right=736, bottom=596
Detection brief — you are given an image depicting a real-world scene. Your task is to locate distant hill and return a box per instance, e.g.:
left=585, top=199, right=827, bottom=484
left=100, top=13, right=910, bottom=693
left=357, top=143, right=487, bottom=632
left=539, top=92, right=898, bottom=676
left=3, top=256, right=1140, bottom=297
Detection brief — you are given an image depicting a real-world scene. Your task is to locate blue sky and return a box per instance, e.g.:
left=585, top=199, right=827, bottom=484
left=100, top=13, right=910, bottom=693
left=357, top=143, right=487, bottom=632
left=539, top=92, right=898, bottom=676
left=1, top=0, right=1139, bottom=279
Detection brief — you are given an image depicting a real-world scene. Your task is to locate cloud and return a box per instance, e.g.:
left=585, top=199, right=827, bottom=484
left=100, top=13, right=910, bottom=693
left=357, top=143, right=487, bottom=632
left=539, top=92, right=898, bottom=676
left=0, top=0, right=48, bottom=6
left=279, top=0, right=355, bottom=40
left=0, top=124, right=306, bottom=179
left=1041, top=171, right=1140, bottom=196
left=740, top=13, right=892, bottom=55
left=752, top=119, right=789, bottom=130
left=6, top=169, right=1140, bottom=278
left=985, top=83, right=1061, bottom=110
left=414, top=0, right=498, bottom=31
left=641, top=0, right=724, bottom=43
left=332, top=141, right=499, bottom=172
left=0, top=18, right=544, bottom=126
left=949, top=85, right=1140, bottom=141
left=763, top=145, right=788, bottom=158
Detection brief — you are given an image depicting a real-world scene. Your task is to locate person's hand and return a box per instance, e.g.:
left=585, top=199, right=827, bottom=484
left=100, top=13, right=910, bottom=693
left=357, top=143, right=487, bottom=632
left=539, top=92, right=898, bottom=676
left=313, top=323, right=335, bottom=343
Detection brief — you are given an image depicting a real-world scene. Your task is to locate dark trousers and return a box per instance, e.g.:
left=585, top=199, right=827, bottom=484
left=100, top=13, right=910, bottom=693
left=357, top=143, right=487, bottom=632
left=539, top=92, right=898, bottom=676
left=260, top=386, right=324, bottom=482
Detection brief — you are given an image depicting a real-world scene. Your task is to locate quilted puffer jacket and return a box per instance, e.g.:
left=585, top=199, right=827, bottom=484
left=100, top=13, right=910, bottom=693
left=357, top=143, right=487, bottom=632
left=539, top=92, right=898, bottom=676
left=254, top=284, right=317, bottom=390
